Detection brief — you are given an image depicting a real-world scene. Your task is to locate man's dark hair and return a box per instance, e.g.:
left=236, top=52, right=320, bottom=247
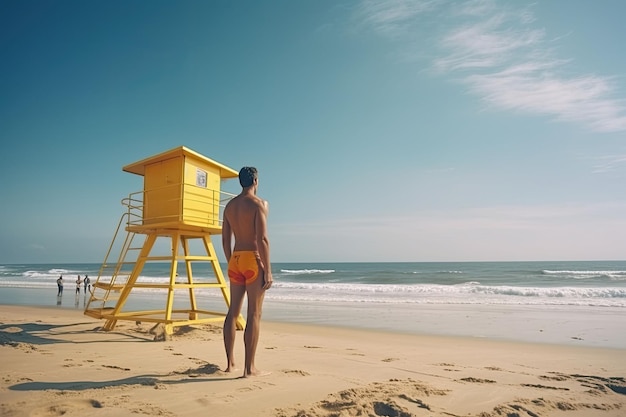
left=239, top=166, right=258, bottom=188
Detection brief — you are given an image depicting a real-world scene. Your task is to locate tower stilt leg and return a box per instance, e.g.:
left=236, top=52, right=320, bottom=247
left=181, top=236, right=198, bottom=320
left=103, top=233, right=158, bottom=331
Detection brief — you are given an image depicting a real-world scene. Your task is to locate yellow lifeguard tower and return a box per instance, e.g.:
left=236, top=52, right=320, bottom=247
left=85, top=146, right=245, bottom=334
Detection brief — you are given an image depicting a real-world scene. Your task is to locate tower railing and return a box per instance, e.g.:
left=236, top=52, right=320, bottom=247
left=122, top=184, right=237, bottom=230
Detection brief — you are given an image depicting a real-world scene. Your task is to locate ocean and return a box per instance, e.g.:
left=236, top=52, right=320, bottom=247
left=2, top=260, right=625, bottom=307
left=2, top=261, right=626, bottom=347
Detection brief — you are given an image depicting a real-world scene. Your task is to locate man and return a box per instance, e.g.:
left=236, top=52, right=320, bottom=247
left=57, top=275, right=63, bottom=296
left=222, top=166, right=273, bottom=378
left=84, top=275, right=91, bottom=294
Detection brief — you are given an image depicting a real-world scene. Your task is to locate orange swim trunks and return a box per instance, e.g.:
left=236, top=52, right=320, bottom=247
left=228, top=251, right=261, bottom=286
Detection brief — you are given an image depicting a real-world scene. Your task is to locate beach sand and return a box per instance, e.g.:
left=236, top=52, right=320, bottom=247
left=1, top=305, right=625, bottom=417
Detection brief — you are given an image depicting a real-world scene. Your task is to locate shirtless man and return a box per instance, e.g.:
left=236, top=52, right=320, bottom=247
left=222, top=166, right=273, bottom=378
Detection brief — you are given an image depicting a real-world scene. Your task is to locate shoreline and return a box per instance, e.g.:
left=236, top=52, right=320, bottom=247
left=1, top=304, right=625, bottom=417
left=1, top=286, right=626, bottom=349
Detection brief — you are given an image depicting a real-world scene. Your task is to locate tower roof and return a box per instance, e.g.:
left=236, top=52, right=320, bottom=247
left=122, top=146, right=238, bottom=178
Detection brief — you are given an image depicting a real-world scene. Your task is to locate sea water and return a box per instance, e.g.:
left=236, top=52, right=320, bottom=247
left=2, top=261, right=625, bottom=307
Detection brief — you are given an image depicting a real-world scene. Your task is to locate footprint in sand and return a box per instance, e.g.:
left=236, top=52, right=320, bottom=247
left=573, top=374, right=626, bottom=396
left=281, top=369, right=310, bottom=376
left=62, top=358, right=83, bottom=368
left=539, top=374, right=568, bottom=382
left=277, top=378, right=448, bottom=417
left=434, top=362, right=460, bottom=372
left=521, top=383, right=569, bottom=391
left=129, top=403, right=175, bottom=416
left=0, top=401, right=27, bottom=417
left=29, top=399, right=103, bottom=417
left=459, top=377, right=497, bottom=384
left=543, top=372, right=626, bottom=396
left=102, top=364, right=130, bottom=371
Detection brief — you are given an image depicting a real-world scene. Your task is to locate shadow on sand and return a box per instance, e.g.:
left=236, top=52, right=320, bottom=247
left=9, top=362, right=239, bottom=391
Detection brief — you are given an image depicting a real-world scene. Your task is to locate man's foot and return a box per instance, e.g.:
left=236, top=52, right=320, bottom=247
left=224, top=363, right=238, bottom=373
left=243, top=369, right=271, bottom=378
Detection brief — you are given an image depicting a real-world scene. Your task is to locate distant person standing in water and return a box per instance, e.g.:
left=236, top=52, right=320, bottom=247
left=222, top=166, right=273, bottom=378
left=57, top=275, right=63, bottom=296
left=75, top=275, right=82, bottom=294
left=84, top=275, right=91, bottom=293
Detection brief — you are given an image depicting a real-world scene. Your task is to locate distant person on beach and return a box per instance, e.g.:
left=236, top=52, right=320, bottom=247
left=222, top=166, right=273, bottom=378
left=75, top=276, right=82, bottom=294
left=84, top=275, right=91, bottom=293
left=57, top=275, right=63, bottom=296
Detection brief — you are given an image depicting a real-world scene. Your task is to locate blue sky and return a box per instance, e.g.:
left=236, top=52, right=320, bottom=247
left=2, top=0, right=626, bottom=263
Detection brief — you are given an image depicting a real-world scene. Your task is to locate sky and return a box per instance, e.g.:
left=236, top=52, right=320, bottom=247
left=1, top=0, right=626, bottom=264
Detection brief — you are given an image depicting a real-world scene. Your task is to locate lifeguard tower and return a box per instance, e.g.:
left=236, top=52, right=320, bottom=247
left=85, top=146, right=245, bottom=334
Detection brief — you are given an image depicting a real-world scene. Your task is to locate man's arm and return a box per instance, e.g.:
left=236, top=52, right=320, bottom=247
left=255, top=201, right=272, bottom=289
left=222, top=214, right=233, bottom=262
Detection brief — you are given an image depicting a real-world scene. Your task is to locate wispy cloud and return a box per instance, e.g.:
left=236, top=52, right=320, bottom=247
left=434, top=12, right=546, bottom=72
left=356, top=0, right=441, bottom=37
left=591, top=153, right=626, bottom=173
left=356, top=0, right=626, bottom=133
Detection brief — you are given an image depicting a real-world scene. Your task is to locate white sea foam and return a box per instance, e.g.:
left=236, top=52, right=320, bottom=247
left=49, top=268, right=74, bottom=275
left=261, top=282, right=626, bottom=307
left=542, top=270, right=626, bottom=280
left=280, top=269, right=335, bottom=274
left=543, top=270, right=626, bottom=274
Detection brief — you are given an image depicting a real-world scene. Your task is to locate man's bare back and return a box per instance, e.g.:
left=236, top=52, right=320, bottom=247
left=224, top=194, right=265, bottom=251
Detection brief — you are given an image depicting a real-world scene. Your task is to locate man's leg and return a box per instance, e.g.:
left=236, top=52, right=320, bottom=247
left=223, top=282, right=246, bottom=373
left=243, top=270, right=267, bottom=377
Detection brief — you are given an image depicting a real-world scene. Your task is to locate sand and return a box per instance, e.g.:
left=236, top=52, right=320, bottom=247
left=1, top=305, right=625, bottom=417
